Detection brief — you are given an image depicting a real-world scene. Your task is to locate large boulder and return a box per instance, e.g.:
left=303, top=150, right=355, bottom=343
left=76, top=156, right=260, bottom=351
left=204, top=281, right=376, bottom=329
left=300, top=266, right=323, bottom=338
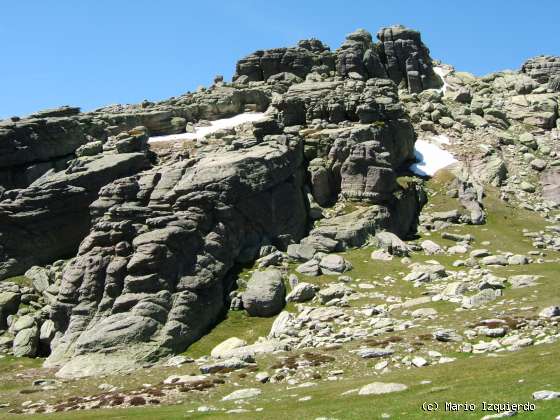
left=541, top=166, right=560, bottom=205
left=242, top=269, right=286, bottom=317
left=0, top=290, right=20, bottom=329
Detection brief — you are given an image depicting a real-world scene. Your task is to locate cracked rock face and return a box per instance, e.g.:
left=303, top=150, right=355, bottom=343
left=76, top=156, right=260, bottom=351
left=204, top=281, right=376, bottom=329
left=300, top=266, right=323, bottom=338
left=1, top=24, right=437, bottom=378
left=0, top=152, right=151, bottom=280
left=233, top=25, right=440, bottom=93
left=377, top=25, right=442, bottom=92
left=45, top=136, right=308, bottom=377
left=521, top=55, right=560, bottom=84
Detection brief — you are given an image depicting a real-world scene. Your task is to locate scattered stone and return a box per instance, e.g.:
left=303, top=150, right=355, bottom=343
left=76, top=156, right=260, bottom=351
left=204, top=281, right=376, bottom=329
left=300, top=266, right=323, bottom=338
left=358, top=382, right=408, bottom=395
left=421, top=240, right=443, bottom=255
left=509, top=275, right=538, bottom=288
left=539, top=306, right=560, bottom=318
left=532, top=390, right=560, bottom=400
left=318, top=284, right=353, bottom=304
left=411, top=308, right=438, bottom=318
left=222, top=388, right=262, bottom=401
left=211, top=337, right=247, bottom=359
left=286, top=282, right=318, bottom=303
left=370, top=250, right=393, bottom=261
left=200, top=357, right=252, bottom=374
left=355, top=348, right=394, bottom=359
left=319, top=255, right=352, bottom=275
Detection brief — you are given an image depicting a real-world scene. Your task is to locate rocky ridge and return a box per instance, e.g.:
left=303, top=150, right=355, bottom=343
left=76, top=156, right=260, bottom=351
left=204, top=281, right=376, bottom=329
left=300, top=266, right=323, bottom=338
left=0, top=25, right=559, bottom=415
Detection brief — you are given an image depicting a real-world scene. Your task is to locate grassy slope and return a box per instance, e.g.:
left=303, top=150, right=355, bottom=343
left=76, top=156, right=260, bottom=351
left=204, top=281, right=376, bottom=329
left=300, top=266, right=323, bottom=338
left=9, top=343, right=560, bottom=419
left=3, top=170, right=560, bottom=419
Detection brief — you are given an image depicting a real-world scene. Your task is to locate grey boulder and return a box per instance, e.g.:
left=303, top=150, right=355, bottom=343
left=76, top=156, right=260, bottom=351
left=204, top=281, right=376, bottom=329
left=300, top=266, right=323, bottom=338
left=242, top=270, right=286, bottom=317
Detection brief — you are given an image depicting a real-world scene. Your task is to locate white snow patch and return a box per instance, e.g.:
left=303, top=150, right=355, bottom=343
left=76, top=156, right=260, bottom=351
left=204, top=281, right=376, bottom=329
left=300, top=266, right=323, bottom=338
left=409, top=138, right=457, bottom=177
left=148, top=112, right=267, bottom=143
left=433, top=66, right=451, bottom=94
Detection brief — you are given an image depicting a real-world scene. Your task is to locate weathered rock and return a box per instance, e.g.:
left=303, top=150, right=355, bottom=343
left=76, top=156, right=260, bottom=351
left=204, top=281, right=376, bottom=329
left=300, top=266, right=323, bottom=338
left=200, top=357, right=251, bottom=374
left=521, top=56, right=560, bottom=84
left=45, top=136, right=307, bottom=377
left=287, top=243, right=317, bottom=261
left=370, top=249, right=393, bottom=261
left=163, top=374, right=208, bottom=385
left=222, top=388, right=262, bottom=401
left=403, top=264, right=446, bottom=283
left=0, top=152, right=151, bottom=279
left=462, top=288, right=501, bottom=308
left=285, top=282, right=318, bottom=303
left=480, top=255, right=508, bottom=266
left=433, top=329, right=463, bottom=342
left=318, top=283, right=353, bottom=304
left=509, top=275, right=538, bottom=289
left=25, top=266, right=52, bottom=293
left=421, top=240, right=443, bottom=255
left=233, top=40, right=334, bottom=82
left=211, top=337, right=247, bottom=359
left=377, top=25, right=441, bottom=92
left=541, top=166, right=560, bottom=205
left=356, top=348, right=394, bottom=359
left=0, top=291, right=20, bottom=329
left=296, top=259, right=321, bottom=276
left=532, top=390, right=560, bottom=401
left=373, top=231, right=410, bottom=256
left=539, top=306, right=560, bottom=318
left=318, top=255, right=352, bottom=275
left=242, top=269, right=286, bottom=317
left=358, top=382, right=408, bottom=395
left=411, top=307, right=437, bottom=318
left=13, top=325, right=39, bottom=357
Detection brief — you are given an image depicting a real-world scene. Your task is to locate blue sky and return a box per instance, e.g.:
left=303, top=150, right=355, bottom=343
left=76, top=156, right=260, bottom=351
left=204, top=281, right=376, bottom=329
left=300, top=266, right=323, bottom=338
left=1, top=0, right=559, bottom=119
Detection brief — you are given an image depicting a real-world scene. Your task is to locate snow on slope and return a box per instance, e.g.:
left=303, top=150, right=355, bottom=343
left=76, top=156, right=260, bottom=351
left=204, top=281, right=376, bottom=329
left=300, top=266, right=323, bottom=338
left=409, top=135, right=457, bottom=177
left=433, top=66, right=451, bottom=94
left=148, top=112, right=267, bottom=143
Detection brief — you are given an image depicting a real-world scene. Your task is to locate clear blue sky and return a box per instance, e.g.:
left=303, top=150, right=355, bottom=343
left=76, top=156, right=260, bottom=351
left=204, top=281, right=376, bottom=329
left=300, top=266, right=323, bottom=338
left=2, top=0, right=559, bottom=119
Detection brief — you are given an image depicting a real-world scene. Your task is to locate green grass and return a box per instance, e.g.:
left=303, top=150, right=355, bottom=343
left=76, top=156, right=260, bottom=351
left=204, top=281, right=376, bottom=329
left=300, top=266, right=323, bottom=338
left=182, top=311, right=275, bottom=359
left=3, top=276, right=32, bottom=287
left=8, top=342, right=560, bottom=419
left=2, top=169, right=559, bottom=419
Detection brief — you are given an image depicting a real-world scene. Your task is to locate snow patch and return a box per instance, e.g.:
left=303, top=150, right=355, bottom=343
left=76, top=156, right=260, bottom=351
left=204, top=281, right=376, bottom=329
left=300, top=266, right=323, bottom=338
left=433, top=66, right=451, bottom=94
left=409, top=137, right=457, bottom=177
left=148, top=112, right=267, bottom=143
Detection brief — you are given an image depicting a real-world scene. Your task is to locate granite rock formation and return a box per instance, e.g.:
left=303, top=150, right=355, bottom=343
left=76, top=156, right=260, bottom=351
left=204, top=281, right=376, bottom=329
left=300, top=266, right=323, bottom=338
left=234, top=25, right=441, bottom=93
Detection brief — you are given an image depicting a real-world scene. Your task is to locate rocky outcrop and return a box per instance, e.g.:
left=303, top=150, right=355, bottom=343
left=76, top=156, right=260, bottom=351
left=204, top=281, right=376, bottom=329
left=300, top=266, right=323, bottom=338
left=541, top=166, right=560, bottom=205
left=0, top=85, right=274, bottom=192
left=521, top=56, right=560, bottom=84
left=0, top=24, right=435, bottom=377
left=0, top=110, right=106, bottom=189
left=377, top=25, right=441, bottom=92
left=233, top=25, right=440, bottom=93
left=45, top=135, right=308, bottom=377
left=233, top=39, right=334, bottom=82
left=335, top=29, right=387, bottom=80
left=94, top=85, right=272, bottom=134
left=0, top=151, right=151, bottom=280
